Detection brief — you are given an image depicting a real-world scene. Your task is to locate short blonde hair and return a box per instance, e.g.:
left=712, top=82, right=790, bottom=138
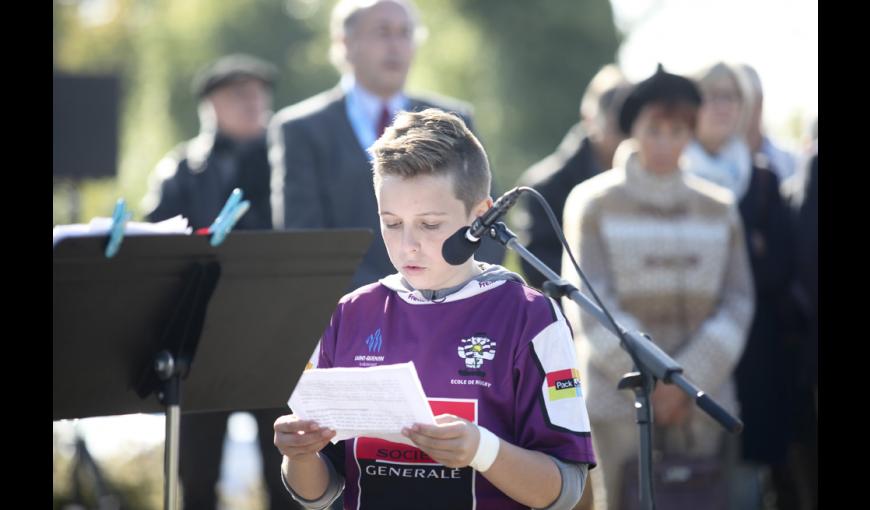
left=370, top=109, right=490, bottom=213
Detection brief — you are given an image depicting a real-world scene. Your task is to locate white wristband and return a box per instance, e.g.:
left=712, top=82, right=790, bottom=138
left=469, top=425, right=500, bottom=472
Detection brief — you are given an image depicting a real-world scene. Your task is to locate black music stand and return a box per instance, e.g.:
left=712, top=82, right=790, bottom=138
left=53, top=229, right=372, bottom=509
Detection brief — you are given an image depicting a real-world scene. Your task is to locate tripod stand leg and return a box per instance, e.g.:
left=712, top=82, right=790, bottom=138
left=165, top=404, right=181, bottom=510
left=157, top=356, right=183, bottom=510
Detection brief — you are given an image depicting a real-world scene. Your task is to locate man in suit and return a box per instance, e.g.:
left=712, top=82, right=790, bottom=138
left=269, top=0, right=501, bottom=290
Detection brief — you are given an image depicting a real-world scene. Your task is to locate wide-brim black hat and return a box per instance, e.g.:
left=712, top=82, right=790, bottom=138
left=618, top=63, right=702, bottom=135
left=192, top=54, right=277, bottom=98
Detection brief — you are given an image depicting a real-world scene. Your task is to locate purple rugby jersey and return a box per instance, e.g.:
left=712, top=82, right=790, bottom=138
left=308, top=269, right=596, bottom=510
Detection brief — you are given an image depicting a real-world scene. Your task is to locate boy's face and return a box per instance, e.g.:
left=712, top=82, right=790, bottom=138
left=376, top=172, right=489, bottom=291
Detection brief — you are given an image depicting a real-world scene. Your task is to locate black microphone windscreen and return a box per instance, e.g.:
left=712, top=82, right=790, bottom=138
left=442, top=227, right=479, bottom=265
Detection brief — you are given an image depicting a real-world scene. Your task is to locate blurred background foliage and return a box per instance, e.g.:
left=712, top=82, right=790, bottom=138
left=53, top=0, right=620, bottom=225
left=54, top=4, right=618, bottom=502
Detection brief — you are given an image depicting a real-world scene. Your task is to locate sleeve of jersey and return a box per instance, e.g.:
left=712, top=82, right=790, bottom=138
left=321, top=440, right=347, bottom=479
left=308, top=304, right=342, bottom=370
left=514, top=298, right=596, bottom=467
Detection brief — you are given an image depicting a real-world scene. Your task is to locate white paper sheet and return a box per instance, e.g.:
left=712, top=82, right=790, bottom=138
left=52, top=215, right=193, bottom=248
left=288, top=362, right=435, bottom=446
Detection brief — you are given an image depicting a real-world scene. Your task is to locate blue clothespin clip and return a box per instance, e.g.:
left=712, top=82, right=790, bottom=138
left=210, top=200, right=250, bottom=247
left=209, top=188, right=250, bottom=247
left=105, top=198, right=131, bottom=258
left=207, top=188, right=243, bottom=235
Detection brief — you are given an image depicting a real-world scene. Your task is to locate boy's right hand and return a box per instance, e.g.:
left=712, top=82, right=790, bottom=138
left=273, top=415, right=336, bottom=461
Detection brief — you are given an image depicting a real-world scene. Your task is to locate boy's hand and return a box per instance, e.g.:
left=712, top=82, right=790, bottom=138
left=274, top=414, right=336, bottom=462
left=402, top=414, right=480, bottom=468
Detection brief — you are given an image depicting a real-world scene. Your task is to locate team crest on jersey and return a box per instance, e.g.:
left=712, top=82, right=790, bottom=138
left=457, top=334, right=496, bottom=377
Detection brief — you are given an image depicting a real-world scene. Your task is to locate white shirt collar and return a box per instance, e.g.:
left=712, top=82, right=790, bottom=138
left=341, top=74, right=407, bottom=153
left=342, top=74, right=406, bottom=125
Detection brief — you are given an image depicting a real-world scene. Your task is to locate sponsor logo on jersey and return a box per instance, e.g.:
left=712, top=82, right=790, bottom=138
left=355, top=399, right=478, bottom=508
left=355, top=329, right=386, bottom=366
left=547, top=368, right=582, bottom=401
left=366, top=329, right=383, bottom=352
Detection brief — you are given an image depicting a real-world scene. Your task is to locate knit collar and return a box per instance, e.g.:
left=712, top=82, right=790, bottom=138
left=622, top=150, right=692, bottom=210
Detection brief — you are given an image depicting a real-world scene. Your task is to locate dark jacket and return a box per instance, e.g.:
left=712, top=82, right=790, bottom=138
left=734, top=161, right=799, bottom=464
left=269, top=85, right=503, bottom=289
left=515, top=124, right=605, bottom=289
left=143, top=132, right=272, bottom=230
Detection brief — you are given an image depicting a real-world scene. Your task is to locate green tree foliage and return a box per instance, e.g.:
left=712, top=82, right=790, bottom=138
left=53, top=0, right=618, bottom=222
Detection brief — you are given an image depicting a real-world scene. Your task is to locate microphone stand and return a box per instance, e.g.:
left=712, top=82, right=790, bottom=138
left=485, top=221, right=743, bottom=510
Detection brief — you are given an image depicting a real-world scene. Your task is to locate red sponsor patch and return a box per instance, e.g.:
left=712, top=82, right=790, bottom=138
left=546, top=368, right=576, bottom=387
left=356, top=399, right=477, bottom=463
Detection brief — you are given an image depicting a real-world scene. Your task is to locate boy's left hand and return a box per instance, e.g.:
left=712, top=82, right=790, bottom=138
left=402, top=414, right=480, bottom=468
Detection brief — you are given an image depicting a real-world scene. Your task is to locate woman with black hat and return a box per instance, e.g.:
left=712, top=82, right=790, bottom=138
left=560, top=65, right=755, bottom=510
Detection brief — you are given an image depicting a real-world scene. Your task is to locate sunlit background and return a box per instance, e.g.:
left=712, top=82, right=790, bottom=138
left=53, top=1, right=817, bottom=507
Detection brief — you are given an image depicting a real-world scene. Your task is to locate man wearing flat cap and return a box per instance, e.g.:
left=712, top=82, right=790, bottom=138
left=143, top=53, right=276, bottom=231
left=142, top=54, right=298, bottom=509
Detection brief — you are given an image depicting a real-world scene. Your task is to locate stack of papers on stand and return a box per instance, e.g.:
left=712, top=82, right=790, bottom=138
left=53, top=215, right=193, bottom=248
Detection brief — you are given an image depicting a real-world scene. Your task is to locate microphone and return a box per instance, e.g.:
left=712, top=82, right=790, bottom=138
left=442, top=187, right=525, bottom=265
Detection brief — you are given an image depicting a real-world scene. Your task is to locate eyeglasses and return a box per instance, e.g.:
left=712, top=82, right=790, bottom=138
left=705, top=91, right=741, bottom=104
